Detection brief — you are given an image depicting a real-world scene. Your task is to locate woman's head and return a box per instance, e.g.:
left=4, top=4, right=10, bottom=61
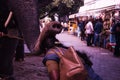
left=37, top=21, right=63, bottom=54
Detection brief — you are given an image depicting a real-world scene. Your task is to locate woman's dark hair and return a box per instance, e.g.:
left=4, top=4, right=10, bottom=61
left=40, top=36, right=57, bottom=53
left=76, top=50, right=93, bottom=67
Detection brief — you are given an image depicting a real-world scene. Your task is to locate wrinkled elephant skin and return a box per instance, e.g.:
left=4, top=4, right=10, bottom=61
left=8, top=0, right=40, bottom=52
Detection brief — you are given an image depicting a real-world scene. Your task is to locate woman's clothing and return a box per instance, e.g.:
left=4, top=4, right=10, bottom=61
left=43, top=47, right=103, bottom=80
left=43, top=52, right=60, bottom=65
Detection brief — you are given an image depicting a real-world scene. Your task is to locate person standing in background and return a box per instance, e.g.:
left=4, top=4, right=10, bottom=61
left=109, top=18, right=116, bottom=44
left=111, top=21, right=120, bottom=57
left=94, top=18, right=103, bottom=47
left=78, top=18, right=85, bottom=41
left=102, top=19, right=110, bottom=48
left=0, top=1, right=19, bottom=79
left=85, top=18, right=94, bottom=46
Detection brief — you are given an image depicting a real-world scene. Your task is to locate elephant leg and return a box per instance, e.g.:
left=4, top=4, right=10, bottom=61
left=8, top=0, right=40, bottom=52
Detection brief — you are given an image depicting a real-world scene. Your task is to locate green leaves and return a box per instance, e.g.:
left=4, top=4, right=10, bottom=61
left=38, top=0, right=84, bottom=18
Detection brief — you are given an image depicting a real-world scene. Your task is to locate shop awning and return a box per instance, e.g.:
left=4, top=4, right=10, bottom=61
left=79, top=0, right=118, bottom=13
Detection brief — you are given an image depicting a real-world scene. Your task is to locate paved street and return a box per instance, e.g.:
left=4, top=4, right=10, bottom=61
left=14, top=32, right=120, bottom=80
left=56, top=32, right=120, bottom=80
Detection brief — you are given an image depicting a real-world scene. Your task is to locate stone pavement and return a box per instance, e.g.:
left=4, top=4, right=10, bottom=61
left=14, top=32, right=120, bottom=80
left=56, top=32, right=120, bottom=80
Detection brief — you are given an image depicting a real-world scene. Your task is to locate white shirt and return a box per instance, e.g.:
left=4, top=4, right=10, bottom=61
left=85, top=21, right=94, bottom=34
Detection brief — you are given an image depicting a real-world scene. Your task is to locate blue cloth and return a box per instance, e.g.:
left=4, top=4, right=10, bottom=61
left=94, top=33, right=101, bottom=46
left=85, top=65, right=103, bottom=80
left=109, top=27, right=116, bottom=43
left=42, top=53, right=60, bottom=65
left=94, top=21, right=103, bottom=34
left=78, top=21, right=84, bottom=31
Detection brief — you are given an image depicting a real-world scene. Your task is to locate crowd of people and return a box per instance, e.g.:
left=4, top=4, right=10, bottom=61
left=68, top=15, right=120, bottom=57
left=60, top=14, right=120, bottom=57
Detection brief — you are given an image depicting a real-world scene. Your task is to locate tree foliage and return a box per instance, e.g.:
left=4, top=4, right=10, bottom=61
left=38, top=0, right=84, bottom=19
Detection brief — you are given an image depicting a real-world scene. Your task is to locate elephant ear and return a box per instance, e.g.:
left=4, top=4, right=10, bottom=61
left=33, top=21, right=63, bottom=54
